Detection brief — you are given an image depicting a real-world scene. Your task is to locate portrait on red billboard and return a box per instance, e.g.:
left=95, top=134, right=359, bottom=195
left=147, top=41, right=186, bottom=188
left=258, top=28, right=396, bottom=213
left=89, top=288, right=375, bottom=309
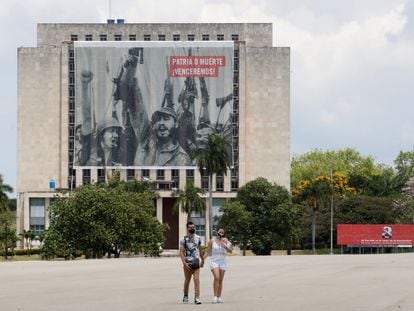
left=337, top=224, right=414, bottom=246
left=74, top=41, right=234, bottom=168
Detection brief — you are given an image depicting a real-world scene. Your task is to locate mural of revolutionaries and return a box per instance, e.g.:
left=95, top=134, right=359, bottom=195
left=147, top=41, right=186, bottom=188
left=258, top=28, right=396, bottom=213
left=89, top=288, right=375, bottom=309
left=74, top=41, right=234, bottom=168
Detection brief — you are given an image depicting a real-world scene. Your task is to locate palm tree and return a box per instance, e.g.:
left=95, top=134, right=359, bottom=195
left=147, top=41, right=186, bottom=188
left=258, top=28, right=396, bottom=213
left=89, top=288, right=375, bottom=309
left=191, top=133, right=231, bottom=239
left=172, top=181, right=205, bottom=223
left=20, top=229, right=36, bottom=256
left=0, top=174, right=13, bottom=211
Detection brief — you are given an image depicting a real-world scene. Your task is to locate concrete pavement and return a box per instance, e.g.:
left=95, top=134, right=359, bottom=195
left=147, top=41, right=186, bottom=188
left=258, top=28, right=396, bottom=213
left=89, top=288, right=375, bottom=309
left=1, top=253, right=413, bottom=310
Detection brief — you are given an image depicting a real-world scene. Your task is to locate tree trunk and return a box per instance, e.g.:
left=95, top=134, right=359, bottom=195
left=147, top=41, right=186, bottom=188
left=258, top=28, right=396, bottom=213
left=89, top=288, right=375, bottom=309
left=312, top=208, right=316, bottom=254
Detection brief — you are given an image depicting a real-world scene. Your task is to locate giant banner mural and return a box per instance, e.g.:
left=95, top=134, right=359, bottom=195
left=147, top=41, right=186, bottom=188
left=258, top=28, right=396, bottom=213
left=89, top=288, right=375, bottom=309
left=74, top=41, right=234, bottom=168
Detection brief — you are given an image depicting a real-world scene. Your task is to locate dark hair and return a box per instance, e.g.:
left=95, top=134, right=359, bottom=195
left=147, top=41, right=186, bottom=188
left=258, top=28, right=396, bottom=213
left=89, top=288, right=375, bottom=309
left=186, top=221, right=194, bottom=228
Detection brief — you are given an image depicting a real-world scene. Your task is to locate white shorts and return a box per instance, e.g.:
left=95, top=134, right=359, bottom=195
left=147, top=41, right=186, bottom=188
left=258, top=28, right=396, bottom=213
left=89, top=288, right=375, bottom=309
left=209, top=257, right=227, bottom=271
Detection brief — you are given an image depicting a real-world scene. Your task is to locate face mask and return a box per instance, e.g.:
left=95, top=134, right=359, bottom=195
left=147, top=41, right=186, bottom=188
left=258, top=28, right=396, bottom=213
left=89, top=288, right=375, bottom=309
left=189, top=228, right=195, bottom=234
left=217, top=232, right=224, bottom=238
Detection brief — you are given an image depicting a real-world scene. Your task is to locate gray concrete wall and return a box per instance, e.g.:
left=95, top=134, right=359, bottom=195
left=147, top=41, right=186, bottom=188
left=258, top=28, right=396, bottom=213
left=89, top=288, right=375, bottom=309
left=17, top=47, right=63, bottom=193
left=243, top=46, right=290, bottom=188
left=37, top=23, right=273, bottom=47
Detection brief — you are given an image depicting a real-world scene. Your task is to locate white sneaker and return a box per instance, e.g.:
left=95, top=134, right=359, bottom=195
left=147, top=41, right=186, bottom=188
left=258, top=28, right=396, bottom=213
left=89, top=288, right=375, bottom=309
left=212, top=296, right=218, bottom=304
left=195, top=297, right=202, bottom=305
left=217, top=297, right=224, bottom=303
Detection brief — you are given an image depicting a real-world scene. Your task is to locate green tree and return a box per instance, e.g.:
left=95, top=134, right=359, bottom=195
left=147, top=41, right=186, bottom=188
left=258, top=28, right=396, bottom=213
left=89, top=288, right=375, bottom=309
left=236, top=177, right=296, bottom=255
left=336, top=195, right=397, bottom=224
left=192, top=133, right=231, bottom=237
left=292, top=173, right=355, bottom=252
left=394, top=150, right=414, bottom=193
left=0, top=174, right=13, bottom=211
left=291, top=148, right=379, bottom=190
left=0, top=210, right=19, bottom=259
left=216, top=201, right=252, bottom=256
left=172, top=181, right=205, bottom=223
left=43, top=184, right=166, bottom=259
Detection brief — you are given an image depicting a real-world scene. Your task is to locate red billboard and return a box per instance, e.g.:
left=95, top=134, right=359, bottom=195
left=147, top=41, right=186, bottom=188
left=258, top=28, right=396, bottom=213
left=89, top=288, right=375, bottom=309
left=337, top=224, right=414, bottom=246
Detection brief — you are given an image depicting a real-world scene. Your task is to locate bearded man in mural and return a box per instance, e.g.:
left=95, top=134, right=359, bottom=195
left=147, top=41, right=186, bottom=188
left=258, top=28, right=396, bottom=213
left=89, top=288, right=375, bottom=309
left=113, top=48, right=192, bottom=167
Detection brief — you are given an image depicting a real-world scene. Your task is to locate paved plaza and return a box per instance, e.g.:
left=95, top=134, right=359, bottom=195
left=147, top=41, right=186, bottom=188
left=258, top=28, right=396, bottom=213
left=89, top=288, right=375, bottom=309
left=1, top=253, right=413, bottom=311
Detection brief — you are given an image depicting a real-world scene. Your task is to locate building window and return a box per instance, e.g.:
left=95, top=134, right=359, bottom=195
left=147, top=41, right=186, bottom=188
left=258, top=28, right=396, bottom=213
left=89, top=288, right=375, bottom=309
left=233, top=140, right=239, bottom=151
left=97, top=168, right=106, bottom=183
left=195, top=225, right=205, bottom=238
left=114, top=34, right=122, bottom=41
left=68, top=113, right=75, bottom=125
left=232, top=113, right=239, bottom=125
left=69, top=87, right=75, bottom=98
left=157, top=169, right=165, bottom=180
left=129, top=34, right=136, bottom=41
left=187, top=34, right=195, bottom=41
left=30, top=199, right=45, bottom=218
left=69, top=74, right=75, bottom=85
left=216, top=173, right=224, bottom=192
left=68, top=126, right=75, bottom=138
left=83, top=169, right=91, bottom=184
left=217, top=34, right=224, bottom=41
left=231, top=180, right=239, bottom=191
left=231, top=34, right=239, bottom=41
left=127, top=169, right=135, bottom=181
left=85, top=34, right=93, bottom=41
left=233, top=153, right=239, bottom=163
left=69, top=100, right=75, bottom=112
left=158, top=34, right=166, bottom=41
left=234, top=59, right=239, bottom=72
left=144, top=34, right=151, bottom=41
left=100, top=34, right=107, bottom=41
left=30, top=224, right=45, bottom=236
left=68, top=151, right=74, bottom=164
left=141, top=169, right=150, bottom=181
left=68, top=168, right=76, bottom=190
left=202, top=34, right=209, bottom=41
left=69, top=50, right=74, bottom=59
left=70, top=34, right=78, bottom=41
left=231, top=166, right=238, bottom=191
left=172, top=169, right=179, bottom=189
left=186, top=169, right=194, bottom=182
left=173, top=34, right=180, bottom=41
left=69, top=62, right=75, bottom=72
left=232, top=127, right=239, bottom=138
left=201, top=177, right=209, bottom=191
left=233, top=98, right=239, bottom=111
left=30, top=198, right=45, bottom=235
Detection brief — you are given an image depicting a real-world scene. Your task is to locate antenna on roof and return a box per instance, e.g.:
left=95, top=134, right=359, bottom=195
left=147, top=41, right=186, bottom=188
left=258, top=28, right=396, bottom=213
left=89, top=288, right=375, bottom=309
left=109, top=0, right=112, bottom=19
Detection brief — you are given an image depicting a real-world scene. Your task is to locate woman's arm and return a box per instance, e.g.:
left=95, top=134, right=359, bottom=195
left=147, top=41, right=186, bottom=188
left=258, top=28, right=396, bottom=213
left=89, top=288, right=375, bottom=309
left=205, top=239, right=213, bottom=259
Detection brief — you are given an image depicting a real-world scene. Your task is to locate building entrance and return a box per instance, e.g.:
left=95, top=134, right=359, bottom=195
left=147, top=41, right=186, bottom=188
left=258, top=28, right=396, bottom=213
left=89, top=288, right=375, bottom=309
left=162, top=198, right=179, bottom=249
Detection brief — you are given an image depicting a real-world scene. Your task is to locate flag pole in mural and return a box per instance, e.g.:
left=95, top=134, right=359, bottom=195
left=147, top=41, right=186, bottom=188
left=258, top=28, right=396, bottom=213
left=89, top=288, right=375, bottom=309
left=74, top=41, right=234, bottom=169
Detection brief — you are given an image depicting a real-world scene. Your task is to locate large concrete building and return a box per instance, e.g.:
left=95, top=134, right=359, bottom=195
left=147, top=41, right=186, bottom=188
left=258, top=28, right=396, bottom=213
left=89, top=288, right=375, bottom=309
left=17, top=22, right=290, bottom=249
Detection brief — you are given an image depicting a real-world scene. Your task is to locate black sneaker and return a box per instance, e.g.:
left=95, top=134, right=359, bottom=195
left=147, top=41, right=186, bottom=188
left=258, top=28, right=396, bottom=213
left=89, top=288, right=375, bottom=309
left=195, top=297, right=202, bottom=304
left=183, top=295, right=189, bottom=304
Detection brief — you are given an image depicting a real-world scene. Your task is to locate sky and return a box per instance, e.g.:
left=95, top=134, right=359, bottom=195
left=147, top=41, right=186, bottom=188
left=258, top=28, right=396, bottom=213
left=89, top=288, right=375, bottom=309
left=1, top=0, right=414, bottom=197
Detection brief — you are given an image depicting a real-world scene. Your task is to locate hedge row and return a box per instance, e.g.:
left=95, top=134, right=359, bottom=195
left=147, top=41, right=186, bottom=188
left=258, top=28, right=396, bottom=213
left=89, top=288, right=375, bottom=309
left=0, top=248, right=42, bottom=256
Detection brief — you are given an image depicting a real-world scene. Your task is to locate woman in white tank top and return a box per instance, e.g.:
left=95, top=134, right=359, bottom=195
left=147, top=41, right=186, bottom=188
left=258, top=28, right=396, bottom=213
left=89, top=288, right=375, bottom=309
left=206, top=228, right=232, bottom=304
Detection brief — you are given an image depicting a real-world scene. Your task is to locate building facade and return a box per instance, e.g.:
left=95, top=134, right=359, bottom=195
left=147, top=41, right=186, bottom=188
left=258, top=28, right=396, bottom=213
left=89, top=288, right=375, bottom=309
left=17, top=22, right=290, bottom=248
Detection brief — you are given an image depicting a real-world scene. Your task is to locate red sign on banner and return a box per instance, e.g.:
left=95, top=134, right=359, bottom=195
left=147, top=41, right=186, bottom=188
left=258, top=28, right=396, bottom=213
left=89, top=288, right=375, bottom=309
left=337, top=224, right=414, bottom=246
left=169, top=56, right=226, bottom=77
